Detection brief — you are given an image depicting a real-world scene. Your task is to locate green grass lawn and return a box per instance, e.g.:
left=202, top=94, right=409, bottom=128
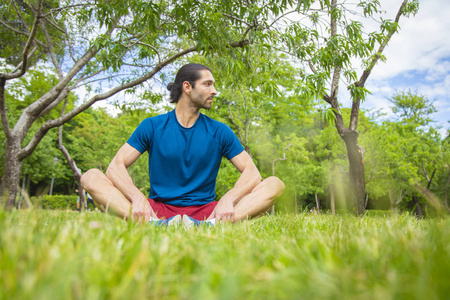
left=0, top=209, right=448, bottom=300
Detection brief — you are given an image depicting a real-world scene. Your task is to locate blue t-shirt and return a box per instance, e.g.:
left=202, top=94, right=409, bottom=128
left=127, top=110, right=244, bottom=206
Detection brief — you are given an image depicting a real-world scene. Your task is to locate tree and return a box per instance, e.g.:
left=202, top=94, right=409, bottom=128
left=279, top=0, right=419, bottom=214
left=357, top=91, right=447, bottom=214
left=442, top=130, right=450, bottom=212
left=0, top=0, right=289, bottom=208
left=386, top=91, right=444, bottom=215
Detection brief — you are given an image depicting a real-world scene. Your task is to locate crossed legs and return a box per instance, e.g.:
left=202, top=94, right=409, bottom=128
left=231, top=176, right=285, bottom=221
left=81, top=169, right=133, bottom=218
left=81, top=169, right=285, bottom=222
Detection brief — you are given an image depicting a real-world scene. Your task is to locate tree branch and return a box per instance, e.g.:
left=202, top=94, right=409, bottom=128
left=11, top=0, right=30, bottom=33
left=445, top=167, right=450, bottom=211
left=19, top=39, right=250, bottom=159
left=328, top=0, right=343, bottom=124
left=19, top=46, right=195, bottom=159
left=349, top=93, right=361, bottom=131
left=10, top=46, right=38, bottom=74
left=267, top=10, right=298, bottom=29
left=65, top=34, right=77, bottom=63
left=43, top=3, right=94, bottom=17
left=24, top=25, right=116, bottom=120
left=350, top=0, right=408, bottom=131
left=70, top=68, right=107, bottom=90
left=0, top=19, right=27, bottom=36
left=0, top=78, right=12, bottom=139
left=40, top=19, right=63, bottom=80
left=36, top=87, right=71, bottom=119
left=58, top=99, right=82, bottom=180
left=272, top=144, right=291, bottom=176
left=358, top=0, right=407, bottom=87
left=0, top=19, right=46, bottom=48
left=395, top=188, right=410, bottom=205
left=422, top=161, right=430, bottom=182
left=43, top=15, right=67, bottom=35
left=134, top=41, right=161, bottom=64
left=0, top=0, right=44, bottom=80
left=228, top=101, right=244, bottom=144
left=427, top=168, right=436, bottom=190
left=221, top=13, right=252, bottom=27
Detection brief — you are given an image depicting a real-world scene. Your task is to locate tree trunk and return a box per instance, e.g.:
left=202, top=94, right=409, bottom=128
left=341, top=131, right=365, bottom=215
left=58, top=120, right=85, bottom=211
left=445, top=168, right=450, bottom=212
left=18, top=174, right=26, bottom=208
left=0, top=139, right=23, bottom=209
left=413, top=196, right=423, bottom=217
left=294, top=192, right=297, bottom=214
left=330, top=185, right=336, bottom=215
left=315, top=192, right=320, bottom=211
left=365, top=192, right=369, bottom=209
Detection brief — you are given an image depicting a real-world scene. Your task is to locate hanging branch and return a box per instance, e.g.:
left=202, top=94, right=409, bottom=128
left=58, top=99, right=86, bottom=210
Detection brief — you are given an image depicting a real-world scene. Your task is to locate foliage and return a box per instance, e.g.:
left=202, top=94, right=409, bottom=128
left=0, top=0, right=64, bottom=66
left=38, top=195, right=78, bottom=210
left=0, top=64, right=75, bottom=184
left=389, top=90, right=437, bottom=126
left=361, top=91, right=447, bottom=213
left=0, top=210, right=449, bottom=299
left=1, top=1, right=446, bottom=215
left=2, top=0, right=293, bottom=207
left=276, top=0, right=420, bottom=214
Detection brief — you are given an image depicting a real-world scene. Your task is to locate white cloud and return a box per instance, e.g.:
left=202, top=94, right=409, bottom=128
left=371, top=0, right=450, bottom=80
left=353, top=0, right=450, bottom=134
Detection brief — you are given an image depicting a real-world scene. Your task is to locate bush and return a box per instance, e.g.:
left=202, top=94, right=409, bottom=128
left=38, top=195, right=78, bottom=210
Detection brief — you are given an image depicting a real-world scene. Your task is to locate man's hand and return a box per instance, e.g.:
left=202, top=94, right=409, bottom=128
left=131, top=198, right=157, bottom=223
left=212, top=197, right=235, bottom=223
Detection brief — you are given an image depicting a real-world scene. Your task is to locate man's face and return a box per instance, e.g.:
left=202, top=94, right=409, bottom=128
left=188, top=70, right=217, bottom=110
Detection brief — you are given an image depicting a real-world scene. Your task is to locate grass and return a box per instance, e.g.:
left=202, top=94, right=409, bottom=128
left=0, top=209, right=449, bottom=300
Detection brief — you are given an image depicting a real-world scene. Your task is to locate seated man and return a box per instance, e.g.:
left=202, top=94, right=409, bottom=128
left=81, top=63, right=285, bottom=225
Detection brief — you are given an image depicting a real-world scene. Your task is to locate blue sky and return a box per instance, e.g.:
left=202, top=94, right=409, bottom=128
left=348, top=0, right=450, bottom=136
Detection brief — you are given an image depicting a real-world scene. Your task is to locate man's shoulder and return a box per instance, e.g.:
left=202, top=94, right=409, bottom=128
left=140, top=110, right=172, bottom=126
left=200, top=113, right=231, bottom=131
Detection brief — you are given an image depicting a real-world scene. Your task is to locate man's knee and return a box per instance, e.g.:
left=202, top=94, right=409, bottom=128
left=81, top=169, right=104, bottom=190
left=264, top=176, right=285, bottom=199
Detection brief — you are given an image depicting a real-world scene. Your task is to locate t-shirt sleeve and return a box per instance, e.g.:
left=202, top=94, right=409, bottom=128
left=219, top=124, right=245, bottom=160
left=126, top=118, right=154, bottom=154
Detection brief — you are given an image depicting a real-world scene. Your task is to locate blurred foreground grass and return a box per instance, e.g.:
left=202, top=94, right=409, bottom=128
left=0, top=209, right=449, bottom=300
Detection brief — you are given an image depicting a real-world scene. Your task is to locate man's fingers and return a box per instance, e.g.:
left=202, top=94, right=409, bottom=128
left=131, top=210, right=145, bottom=223
left=217, top=212, right=234, bottom=223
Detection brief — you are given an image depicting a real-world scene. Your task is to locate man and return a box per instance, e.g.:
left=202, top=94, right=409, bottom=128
left=86, top=192, right=97, bottom=210
left=75, top=189, right=97, bottom=211
left=81, top=63, right=285, bottom=225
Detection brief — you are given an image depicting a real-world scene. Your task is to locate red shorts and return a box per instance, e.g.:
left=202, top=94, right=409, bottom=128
left=148, top=198, right=218, bottom=220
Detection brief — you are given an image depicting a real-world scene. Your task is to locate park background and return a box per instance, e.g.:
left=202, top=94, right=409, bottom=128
left=1, top=0, right=449, bottom=215
left=0, top=0, right=449, bottom=299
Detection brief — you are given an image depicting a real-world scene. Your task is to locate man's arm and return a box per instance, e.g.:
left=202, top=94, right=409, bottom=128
left=212, top=150, right=262, bottom=222
left=106, top=143, right=157, bottom=222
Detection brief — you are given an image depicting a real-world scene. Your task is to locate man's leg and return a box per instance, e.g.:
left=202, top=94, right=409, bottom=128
left=81, top=169, right=132, bottom=218
left=213, top=176, right=285, bottom=222
left=88, top=198, right=97, bottom=209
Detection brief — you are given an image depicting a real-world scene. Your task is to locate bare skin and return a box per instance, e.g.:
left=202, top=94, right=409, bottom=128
left=81, top=69, right=285, bottom=223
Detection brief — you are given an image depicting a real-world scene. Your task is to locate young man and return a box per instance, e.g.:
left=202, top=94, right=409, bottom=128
left=81, top=64, right=285, bottom=225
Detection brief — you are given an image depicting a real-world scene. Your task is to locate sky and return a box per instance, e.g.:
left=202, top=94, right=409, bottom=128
left=344, top=0, right=450, bottom=136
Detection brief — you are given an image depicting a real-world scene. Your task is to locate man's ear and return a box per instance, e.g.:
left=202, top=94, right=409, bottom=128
left=182, top=81, right=191, bottom=95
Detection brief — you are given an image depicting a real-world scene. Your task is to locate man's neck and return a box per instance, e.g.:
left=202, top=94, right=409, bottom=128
left=175, top=103, right=200, bottom=128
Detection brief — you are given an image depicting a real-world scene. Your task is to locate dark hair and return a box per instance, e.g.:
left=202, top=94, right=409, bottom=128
left=167, top=63, right=212, bottom=103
